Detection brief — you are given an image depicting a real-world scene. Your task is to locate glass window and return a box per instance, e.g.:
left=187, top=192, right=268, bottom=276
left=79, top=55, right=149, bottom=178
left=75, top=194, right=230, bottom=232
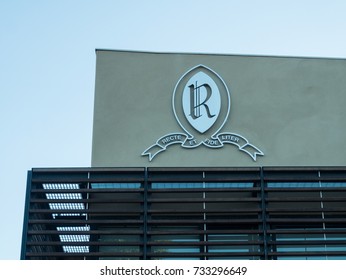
left=207, top=234, right=261, bottom=257
left=205, top=182, right=253, bottom=188
left=151, top=182, right=202, bottom=189
left=97, top=227, right=142, bottom=260
left=152, top=182, right=253, bottom=189
left=91, top=183, right=141, bottom=189
left=267, top=182, right=320, bottom=188
left=148, top=226, right=201, bottom=260
left=321, top=182, right=346, bottom=188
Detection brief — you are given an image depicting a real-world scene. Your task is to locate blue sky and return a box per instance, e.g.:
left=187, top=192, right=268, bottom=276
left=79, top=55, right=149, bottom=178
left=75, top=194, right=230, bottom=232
left=1, top=0, right=346, bottom=260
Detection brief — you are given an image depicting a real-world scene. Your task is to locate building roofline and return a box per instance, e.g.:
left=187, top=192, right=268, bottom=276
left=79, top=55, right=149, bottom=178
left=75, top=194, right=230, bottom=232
left=94, top=48, right=346, bottom=61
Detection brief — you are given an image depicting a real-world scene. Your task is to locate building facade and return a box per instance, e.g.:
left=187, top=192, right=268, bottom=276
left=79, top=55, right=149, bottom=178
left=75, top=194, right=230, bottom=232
left=21, top=50, right=346, bottom=259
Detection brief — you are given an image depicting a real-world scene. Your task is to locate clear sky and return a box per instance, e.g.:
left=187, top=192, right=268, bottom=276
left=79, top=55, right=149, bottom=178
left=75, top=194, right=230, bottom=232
left=1, top=0, right=346, bottom=260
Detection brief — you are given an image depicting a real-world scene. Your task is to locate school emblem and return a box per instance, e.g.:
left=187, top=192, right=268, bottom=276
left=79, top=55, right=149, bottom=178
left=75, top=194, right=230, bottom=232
left=142, top=65, right=264, bottom=161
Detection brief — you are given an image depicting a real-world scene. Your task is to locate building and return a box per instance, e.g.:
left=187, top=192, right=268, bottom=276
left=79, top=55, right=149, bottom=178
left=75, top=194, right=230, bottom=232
left=21, top=50, right=346, bottom=260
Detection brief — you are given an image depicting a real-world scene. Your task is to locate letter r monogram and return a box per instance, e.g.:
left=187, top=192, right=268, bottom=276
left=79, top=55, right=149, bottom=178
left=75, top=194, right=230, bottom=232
left=188, top=82, right=216, bottom=120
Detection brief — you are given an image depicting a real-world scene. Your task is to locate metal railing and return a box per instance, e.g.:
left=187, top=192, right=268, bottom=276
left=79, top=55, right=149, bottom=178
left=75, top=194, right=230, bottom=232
left=21, top=167, right=346, bottom=260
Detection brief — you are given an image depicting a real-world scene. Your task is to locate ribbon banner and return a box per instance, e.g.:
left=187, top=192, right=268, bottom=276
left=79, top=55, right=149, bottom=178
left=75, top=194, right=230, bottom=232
left=142, top=132, right=264, bottom=161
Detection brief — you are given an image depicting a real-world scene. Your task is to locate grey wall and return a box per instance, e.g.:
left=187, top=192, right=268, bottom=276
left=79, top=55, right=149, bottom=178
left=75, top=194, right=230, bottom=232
left=92, top=50, right=346, bottom=167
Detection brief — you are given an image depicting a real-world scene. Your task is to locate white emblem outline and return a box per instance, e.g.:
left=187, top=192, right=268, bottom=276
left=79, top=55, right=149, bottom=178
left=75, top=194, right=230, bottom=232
left=142, top=65, right=264, bottom=161
left=172, top=64, right=231, bottom=142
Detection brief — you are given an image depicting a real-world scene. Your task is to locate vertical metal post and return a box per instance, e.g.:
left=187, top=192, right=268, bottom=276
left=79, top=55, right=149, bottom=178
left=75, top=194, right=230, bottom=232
left=85, top=170, right=90, bottom=260
left=260, top=167, right=268, bottom=259
left=202, top=171, right=207, bottom=260
left=318, top=170, right=328, bottom=259
left=143, top=168, right=148, bottom=259
left=20, top=170, right=32, bottom=260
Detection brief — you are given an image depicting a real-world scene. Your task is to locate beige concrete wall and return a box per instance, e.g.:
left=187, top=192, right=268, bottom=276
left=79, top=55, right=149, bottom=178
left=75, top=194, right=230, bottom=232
left=92, top=50, right=346, bottom=167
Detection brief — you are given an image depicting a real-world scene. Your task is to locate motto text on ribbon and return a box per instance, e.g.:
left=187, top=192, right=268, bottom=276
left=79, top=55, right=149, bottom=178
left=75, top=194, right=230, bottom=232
left=142, top=132, right=264, bottom=161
